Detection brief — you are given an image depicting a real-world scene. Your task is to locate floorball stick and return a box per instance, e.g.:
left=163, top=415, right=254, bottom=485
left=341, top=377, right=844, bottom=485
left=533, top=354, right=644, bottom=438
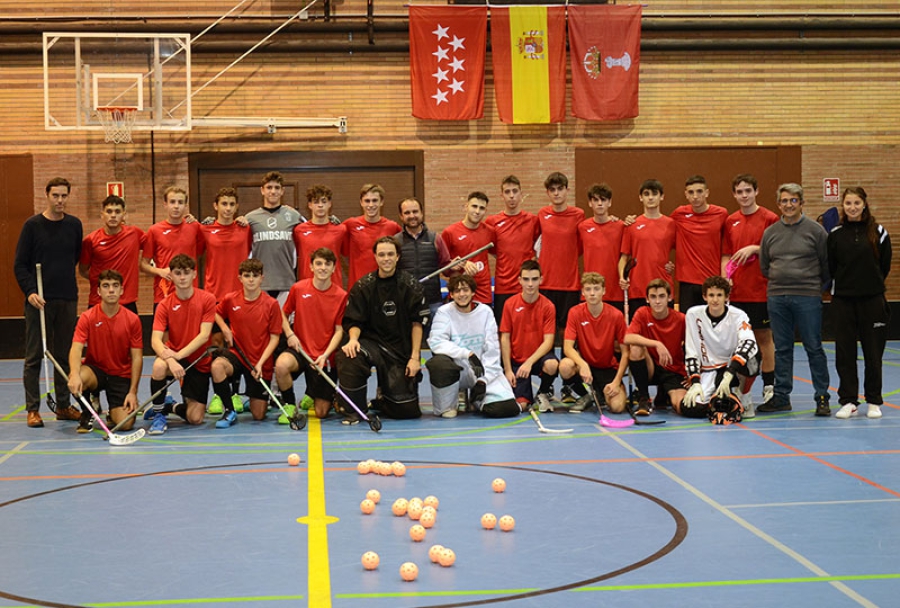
left=35, top=264, right=57, bottom=413
left=526, top=406, right=573, bottom=434
left=583, top=382, right=634, bottom=429
left=419, top=242, right=494, bottom=283
left=231, top=342, right=307, bottom=431
left=45, top=351, right=145, bottom=445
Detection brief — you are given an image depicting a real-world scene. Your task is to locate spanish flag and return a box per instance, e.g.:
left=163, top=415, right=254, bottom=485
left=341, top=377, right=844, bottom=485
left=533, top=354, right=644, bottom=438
left=490, top=6, right=566, bottom=124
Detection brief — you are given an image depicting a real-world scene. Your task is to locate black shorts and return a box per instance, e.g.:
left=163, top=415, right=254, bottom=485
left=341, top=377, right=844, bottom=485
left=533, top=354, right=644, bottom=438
left=510, top=352, right=559, bottom=401
left=587, top=366, right=620, bottom=405
left=650, top=366, right=687, bottom=395
left=162, top=362, right=211, bottom=404
left=493, top=292, right=514, bottom=328
left=541, top=289, right=581, bottom=329
left=730, top=301, right=770, bottom=330
left=122, top=302, right=139, bottom=314
left=83, top=364, right=131, bottom=410
left=282, top=349, right=337, bottom=402
left=216, top=349, right=269, bottom=401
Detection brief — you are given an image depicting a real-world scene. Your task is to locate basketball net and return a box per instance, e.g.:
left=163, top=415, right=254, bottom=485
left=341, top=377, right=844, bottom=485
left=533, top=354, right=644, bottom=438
left=96, top=107, right=137, bottom=143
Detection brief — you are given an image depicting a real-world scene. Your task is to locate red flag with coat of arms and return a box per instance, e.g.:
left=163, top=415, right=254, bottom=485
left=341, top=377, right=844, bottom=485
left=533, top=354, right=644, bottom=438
left=568, top=5, right=642, bottom=121
left=409, top=6, right=487, bottom=120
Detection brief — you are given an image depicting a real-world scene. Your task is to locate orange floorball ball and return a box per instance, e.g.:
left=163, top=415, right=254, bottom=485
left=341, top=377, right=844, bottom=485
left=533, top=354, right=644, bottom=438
left=392, top=498, right=409, bottom=516
left=428, top=544, right=445, bottom=563
left=407, top=503, right=423, bottom=521
left=481, top=513, right=497, bottom=529
left=438, top=548, right=456, bottom=567
left=419, top=511, right=435, bottom=529
left=361, top=551, right=379, bottom=570
left=423, top=495, right=439, bottom=509
left=287, top=453, right=300, bottom=466
left=410, top=524, right=427, bottom=542
left=357, top=461, right=370, bottom=474
left=360, top=499, right=376, bottom=514
left=499, top=515, right=516, bottom=532
left=366, top=489, right=381, bottom=504
left=391, top=461, right=407, bottom=476
left=492, top=478, right=506, bottom=493
left=400, top=562, right=419, bottom=581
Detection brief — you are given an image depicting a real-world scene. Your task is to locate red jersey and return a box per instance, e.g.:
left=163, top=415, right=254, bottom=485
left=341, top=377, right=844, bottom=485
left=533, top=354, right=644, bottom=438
left=200, top=221, right=252, bottom=300
left=564, top=302, right=625, bottom=369
left=283, top=279, right=348, bottom=364
left=620, top=215, right=676, bottom=299
left=578, top=218, right=625, bottom=302
left=144, top=220, right=206, bottom=302
left=499, top=293, right=556, bottom=363
left=671, top=204, right=729, bottom=284
left=344, top=216, right=402, bottom=287
left=723, top=207, right=779, bottom=303
left=440, top=221, right=496, bottom=304
left=626, top=306, right=686, bottom=375
left=73, top=305, right=143, bottom=378
left=485, top=211, right=540, bottom=295
left=538, top=205, right=585, bottom=291
left=153, top=288, right=217, bottom=373
left=80, top=224, right=146, bottom=306
left=293, top=221, right=347, bottom=286
left=217, top=290, right=283, bottom=377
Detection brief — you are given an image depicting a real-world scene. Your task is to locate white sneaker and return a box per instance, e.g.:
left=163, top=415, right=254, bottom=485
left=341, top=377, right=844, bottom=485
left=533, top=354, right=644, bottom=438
left=441, top=409, right=458, bottom=419
left=762, top=385, right=774, bottom=405
left=534, top=393, right=553, bottom=413
left=740, top=392, right=755, bottom=419
left=835, top=404, right=858, bottom=419
left=867, top=404, right=883, bottom=419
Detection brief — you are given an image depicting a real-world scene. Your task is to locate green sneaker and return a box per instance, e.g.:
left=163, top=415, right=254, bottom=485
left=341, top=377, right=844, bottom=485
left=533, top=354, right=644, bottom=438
left=299, top=395, right=314, bottom=411
left=232, top=394, right=245, bottom=413
left=278, top=404, right=297, bottom=425
left=208, top=395, right=224, bottom=415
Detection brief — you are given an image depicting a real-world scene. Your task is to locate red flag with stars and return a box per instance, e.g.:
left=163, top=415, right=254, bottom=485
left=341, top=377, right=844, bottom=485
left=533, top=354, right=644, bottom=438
left=409, top=6, right=487, bottom=120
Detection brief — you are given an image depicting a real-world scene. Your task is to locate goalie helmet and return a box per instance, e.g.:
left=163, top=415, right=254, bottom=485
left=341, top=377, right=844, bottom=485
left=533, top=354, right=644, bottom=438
left=708, top=393, right=743, bottom=425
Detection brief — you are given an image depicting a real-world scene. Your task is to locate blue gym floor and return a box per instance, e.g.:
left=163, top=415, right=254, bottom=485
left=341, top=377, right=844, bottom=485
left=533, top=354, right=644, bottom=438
left=1, top=344, right=898, bottom=608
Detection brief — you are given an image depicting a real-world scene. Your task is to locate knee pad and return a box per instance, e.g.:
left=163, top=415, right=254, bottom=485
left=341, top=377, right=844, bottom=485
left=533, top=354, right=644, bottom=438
left=481, top=398, right=521, bottom=418
left=425, top=355, right=462, bottom=388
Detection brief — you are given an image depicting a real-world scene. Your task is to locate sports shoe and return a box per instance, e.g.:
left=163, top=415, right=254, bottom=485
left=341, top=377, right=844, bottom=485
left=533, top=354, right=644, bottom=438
left=560, top=385, right=576, bottom=404
left=867, top=404, right=883, bottom=419
left=441, top=409, right=458, bottom=419
left=215, top=409, right=237, bottom=429
left=208, top=395, right=224, bottom=415
left=569, top=393, right=593, bottom=413
left=761, top=385, right=774, bottom=405
left=55, top=405, right=81, bottom=421
left=740, top=392, right=755, bottom=419
left=300, top=395, right=314, bottom=410
left=469, top=380, right=487, bottom=410
left=90, top=394, right=103, bottom=415
left=149, top=412, right=168, bottom=435
left=534, top=392, right=554, bottom=413
left=27, top=411, right=44, bottom=428
left=164, top=395, right=176, bottom=410
left=278, top=404, right=297, bottom=425
left=757, top=398, right=791, bottom=413
left=341, top=412, right=360, bottom=425
left=76, top=411, right=93, bottom=434
left=634, top=396, right=652, bottom=416
left=814, top=395, right=831, bottom=417
left=232, top=395, right=245, bottom=413
left=835, top=403, right=858, bottom=419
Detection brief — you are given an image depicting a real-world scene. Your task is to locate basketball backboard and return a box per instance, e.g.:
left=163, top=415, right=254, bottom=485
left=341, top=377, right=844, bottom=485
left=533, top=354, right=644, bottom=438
left=43, top=32, right=192, bottom=133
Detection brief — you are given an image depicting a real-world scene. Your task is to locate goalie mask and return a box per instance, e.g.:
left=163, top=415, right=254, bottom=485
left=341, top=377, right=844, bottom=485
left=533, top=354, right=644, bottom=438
left=708, top=393, right=743, bottom=425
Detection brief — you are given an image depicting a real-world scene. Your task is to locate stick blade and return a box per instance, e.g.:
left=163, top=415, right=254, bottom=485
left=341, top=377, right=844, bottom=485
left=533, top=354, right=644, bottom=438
left=600, top=414, right=635, bottom=429
left=107, top=428, right=146, bottom=446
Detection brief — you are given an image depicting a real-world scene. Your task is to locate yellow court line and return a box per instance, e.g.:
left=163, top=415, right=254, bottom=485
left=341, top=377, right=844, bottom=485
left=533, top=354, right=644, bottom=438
left=296, top=416, right=338, bottom=607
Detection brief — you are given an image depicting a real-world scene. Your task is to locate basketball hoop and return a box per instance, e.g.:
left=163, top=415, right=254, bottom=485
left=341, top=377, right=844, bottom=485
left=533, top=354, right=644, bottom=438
left=96, top=106, right=138, bottom=143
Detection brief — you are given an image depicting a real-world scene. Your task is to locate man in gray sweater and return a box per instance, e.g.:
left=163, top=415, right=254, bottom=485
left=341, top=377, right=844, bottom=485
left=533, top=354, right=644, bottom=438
left=758, top=183, right=831, bottom=416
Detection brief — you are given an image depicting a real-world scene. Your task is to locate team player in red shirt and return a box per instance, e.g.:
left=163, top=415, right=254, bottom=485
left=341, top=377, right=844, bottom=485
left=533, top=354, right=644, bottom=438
left=68, top=269, right=143, bottom=433
left=146, top=254, right=217, bottom=435
left=619, top=179, right=676, bottom=311
left=578, top=183, right=625, bottom=311
left=670, top=175, right=729, bottom=311
left=558, top=272, right=629, bottom=413
left=142, top=186, right=205, bottom=306
left=485, top=175, right=540, bottom=326
left=275, top=247, right=348, bottom=421
left=293, top=185, right=347, bottom=287
left=211, top=259, right=284, bottom=427
left=500, top=261, right=558, bottom=412
left=537, top=172, right=585, bottom=331
left=623, top=279, right=687, bottom=416
left=79, top=195, right=145, bottom=313
left=722, top=174, right=779, bottom=416
left=344, top=184, right=401, bottom=287
left=200, top=187, right=252, bottom=302
left=440, top=192, right=496, bottom=305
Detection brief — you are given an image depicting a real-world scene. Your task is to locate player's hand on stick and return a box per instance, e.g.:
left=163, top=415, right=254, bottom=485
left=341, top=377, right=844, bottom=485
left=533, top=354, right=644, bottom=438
left=221, top=327, right=234, bottom=347
left=313, top=354, right=328, bottom=369
left=665, top=261, right=675, bottom=276
left=27, top=293, right=46, bottom=310
left=619, top=277, right=630, bottom=291
left=579, top=364, right=593, bottom=385
left=715, top=371, right=734, bottom=399
left=287, top=334, right=301, bottom=351
left=683, top=382, right=703, bottom=408
left=342, top=338, right=360, bottom=358
left=251, top=363, right=263, bottom=380
left=67, top=374, right=83, bottom=399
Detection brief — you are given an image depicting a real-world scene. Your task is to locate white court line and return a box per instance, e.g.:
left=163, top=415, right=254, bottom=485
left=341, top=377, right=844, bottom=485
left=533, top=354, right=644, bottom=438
left=595, top=422, right=880, bottom=608
left=0, top=441, right=29, bottom=466
left=727, top=497, right=900, bottom=509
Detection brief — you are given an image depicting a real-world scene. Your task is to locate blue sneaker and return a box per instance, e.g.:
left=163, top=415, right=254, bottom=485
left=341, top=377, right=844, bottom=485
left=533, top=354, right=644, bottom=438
left=149, top=412, right=168, bottom=435
left=215, top=409, right=237, bottom=429
left=208, top=395, right=224, bottom=415
left=143, top=406, right=157, bottom=420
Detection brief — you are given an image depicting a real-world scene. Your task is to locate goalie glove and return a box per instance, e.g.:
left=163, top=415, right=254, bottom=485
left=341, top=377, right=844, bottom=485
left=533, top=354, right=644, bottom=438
left=468, top=353, right=485, bottom=379
left=683, top=382, right=704, bottom=408
left=715, top=371, right=734, bottom=399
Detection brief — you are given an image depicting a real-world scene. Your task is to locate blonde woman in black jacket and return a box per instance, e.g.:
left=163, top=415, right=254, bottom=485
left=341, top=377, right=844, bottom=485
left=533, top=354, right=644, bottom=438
left=827, top=187, right=892, bottom=419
